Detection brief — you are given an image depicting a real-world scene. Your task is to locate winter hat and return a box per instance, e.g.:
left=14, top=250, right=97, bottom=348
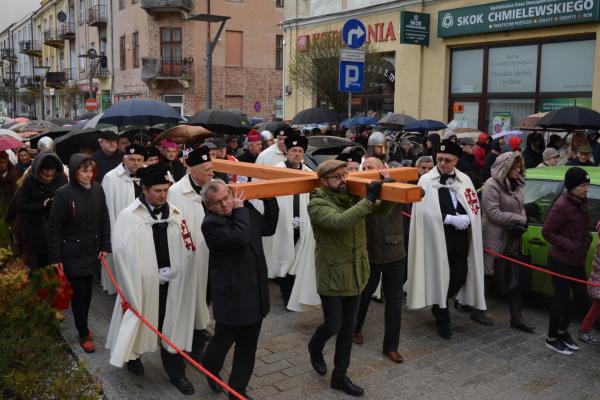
left=459, top=137, right=475, bottom=146
left=186, top=146, right=211, bottom=167
left=284, top=134, right=308, bottom=151
left=144, top=146, right=161, bottom=160
left=317, top=159, right=346, bottom=178
left=247, top=129, right=262, bottom=143
left=100, top=130, right=119, bottom=141
left=160, top=138, right=178, bottom=149
left=125, top=144, right=146, bottom=156
left=564, top=167, right=591, bottom=191
left=577, top=145, right=593, bottom=154
left=436, top=139, right=462, bottom=159
left=508, top=136, right=522, bottom=151
left=212, top=138, right=227, bottom=148
left=542, top=148, right=560, bottom=161
left=138, top=163, right=171, bottom=187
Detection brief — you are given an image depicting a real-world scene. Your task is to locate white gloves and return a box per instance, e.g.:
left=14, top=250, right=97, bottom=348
left=444, top=214, right=471, bottom=230
left=292, top=216, right=301, bottom=229
left=159, top=267, right=172, bottom=284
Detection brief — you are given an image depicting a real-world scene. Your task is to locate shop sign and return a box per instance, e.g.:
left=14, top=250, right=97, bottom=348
left=438, top=0, right=600, bottom=38
left=400, top=11, right=430, bottom=46
left=299, top=21, right=397, bottom=51
left=101, top=91, right=111, bottom=110
left=539, top=97, right=592, bottom=112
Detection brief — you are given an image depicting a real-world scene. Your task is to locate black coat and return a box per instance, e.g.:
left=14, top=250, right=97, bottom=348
left=91, top=149, right=123, bottom=183
left=237, top=151, right=258, bottom=164
left=48, top=154, right=111, bottom=277
left=161, top=159, right=186, bottom=182
left=201, top=199, right=278, bottom=326
left=458, top=153, right=483, bottom=189
left=16, top=152, right=68, bottom=255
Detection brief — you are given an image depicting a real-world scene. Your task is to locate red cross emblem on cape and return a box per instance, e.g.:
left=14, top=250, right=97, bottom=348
left=180, top=219, right=196, bottom=251
left=464, top=188, right=479, bottom=216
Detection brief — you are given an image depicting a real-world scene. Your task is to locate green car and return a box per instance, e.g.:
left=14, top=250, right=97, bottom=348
left=522, top=166, right=600, bottom=297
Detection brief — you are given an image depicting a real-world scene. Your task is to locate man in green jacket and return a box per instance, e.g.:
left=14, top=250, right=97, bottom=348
left=307, top=159, right=393, bottom=397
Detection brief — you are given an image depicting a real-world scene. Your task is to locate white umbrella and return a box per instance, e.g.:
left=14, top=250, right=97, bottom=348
left=0, top=128, right=25, bottom=141
left=447, top=118, right=476, bottom=129
left=84, top=112, right=118, bottom=133
left=491, top=130, right=524, bottom=140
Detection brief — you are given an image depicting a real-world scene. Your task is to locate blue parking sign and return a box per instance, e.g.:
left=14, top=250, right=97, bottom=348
left=342, top=19, right=366, bottom=49
left=339, top=61, right=364, bottom=92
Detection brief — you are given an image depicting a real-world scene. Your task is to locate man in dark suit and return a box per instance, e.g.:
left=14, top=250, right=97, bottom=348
left=200, top=179, right=278, bottom=399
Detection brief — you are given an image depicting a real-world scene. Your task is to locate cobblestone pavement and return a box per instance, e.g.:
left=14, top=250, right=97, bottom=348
left=62, top=281, right=600, bottom=400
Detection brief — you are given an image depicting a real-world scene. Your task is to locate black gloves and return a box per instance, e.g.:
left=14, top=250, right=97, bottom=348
left=366, top=181, right=382, bottom=203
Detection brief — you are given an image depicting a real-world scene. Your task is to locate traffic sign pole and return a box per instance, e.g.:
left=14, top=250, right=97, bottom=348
left=340, top=19, right=367, bottom=121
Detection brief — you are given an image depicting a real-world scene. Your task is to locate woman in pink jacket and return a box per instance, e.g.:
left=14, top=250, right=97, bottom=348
left=578, top=220, right=600, bottom=345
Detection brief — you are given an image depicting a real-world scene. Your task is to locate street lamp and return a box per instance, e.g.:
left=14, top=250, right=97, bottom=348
left=34, top=66, right=50, bottom=120
left=188, top=12, right=230, bottom=109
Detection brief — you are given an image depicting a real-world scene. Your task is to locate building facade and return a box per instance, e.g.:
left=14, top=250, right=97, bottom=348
left=282, top=0, right=600, bottom=132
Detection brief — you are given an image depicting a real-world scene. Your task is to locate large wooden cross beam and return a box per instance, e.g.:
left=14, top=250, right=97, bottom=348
left=211, top=159, right=424, bottom=203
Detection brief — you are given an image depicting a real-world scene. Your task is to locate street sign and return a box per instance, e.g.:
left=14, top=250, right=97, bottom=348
left=339, top=61, right=364, bottom=93
left=340, top=49, right=365, bottom=63
left=400, top=11, right=430, bottom=46
left=342, top=19, right=366, bottom=49
left=86, top=98, right=98, bottom=111
left=253, top=100, right=261, bottom=113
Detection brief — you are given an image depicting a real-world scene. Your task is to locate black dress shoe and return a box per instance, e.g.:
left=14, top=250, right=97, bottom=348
left=436, top=320, right=452, bottom=339
left=206, top=374, right=224, bottom=393
left=331, top=373, right=364, bottom=397
left=170, top=376, right=195, bottom=395
left=511, top=318, right=536, bottom=333
left=126, top=358, right=145, bottom=376
left=308, top=342, right=327, bottom=376
left=471, top=309, right=493, bottom=326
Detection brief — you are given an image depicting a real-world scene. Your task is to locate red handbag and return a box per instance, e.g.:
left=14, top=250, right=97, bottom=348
left=52, top=264, right=73, bottom=310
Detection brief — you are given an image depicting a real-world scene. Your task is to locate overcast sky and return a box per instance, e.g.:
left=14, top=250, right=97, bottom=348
left=0, top=0, right=40, bottom=32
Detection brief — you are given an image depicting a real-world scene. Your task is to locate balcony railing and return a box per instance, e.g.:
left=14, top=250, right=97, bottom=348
left=46, top=68, right=74, bottom=88
left=140, top=0, right=193, bottom=14
left=19, top=40, right=42, bottom=56
left=142, top=57, right=192, bottom=82
left=44, top=30, right=64, bottom=48
left=0, top=48, right=17, bottom=61
left=87, top=5, right=108, bottom=26
left=20, top=76, right=37, bottom=88
left=60, top=22, right=75, bottom=39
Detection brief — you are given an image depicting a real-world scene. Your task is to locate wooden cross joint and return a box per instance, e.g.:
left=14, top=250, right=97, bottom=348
left=211, top=158, right=424, bottom=203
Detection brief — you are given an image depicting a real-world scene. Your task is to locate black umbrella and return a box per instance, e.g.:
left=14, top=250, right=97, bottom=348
left=98, top=99, right=184, bottom=127
left=290, top=107, right=339, bottom=125
left=54, top=128, right=102, bottom=164
left=254, top=120, right=288, bottom=133
left=378, top=113, right=417, bottom=128
left=404, top=119, right=447, bottom=133
left=29, top=126, right=72, bottom=148
left=188, top=109, right=251, bottom=134
left=537, top=106, right=600, bottom=130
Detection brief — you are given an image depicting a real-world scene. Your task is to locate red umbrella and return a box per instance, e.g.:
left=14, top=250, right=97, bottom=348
left=0, top=135, right=23, bottom=151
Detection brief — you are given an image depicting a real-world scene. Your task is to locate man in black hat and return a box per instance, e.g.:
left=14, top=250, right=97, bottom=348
left=406, top=139, right=486, bottom=339
left=336, top=147, right=364, bottom=172
left=107, top=162, right=198, bottom=395
left=144, top=146, right=161, bottom=166
left=91, top=130, right=123, bottom=182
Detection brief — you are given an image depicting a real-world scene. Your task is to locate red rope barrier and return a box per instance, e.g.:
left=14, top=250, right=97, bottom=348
left=99, top=256, right=246, bottom=400
left=399, top=210, right=599, bottom=288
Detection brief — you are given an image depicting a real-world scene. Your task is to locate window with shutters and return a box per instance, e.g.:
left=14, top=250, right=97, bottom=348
left=225, top=31, right=243, bottom=67
left=132, top=32, right=139, bottom=68
left=120, top=35, right=126, bottom=70
left=276, top=35, right=283, bottom=70
left=160, top=28, right=182, bottom=76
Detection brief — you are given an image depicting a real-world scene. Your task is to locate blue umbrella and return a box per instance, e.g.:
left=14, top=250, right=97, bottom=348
left=404, top=119, right=447, bottom=133
left=340, top=116, right=378, bottom=129
left=98, top=99, right=184, bottom=127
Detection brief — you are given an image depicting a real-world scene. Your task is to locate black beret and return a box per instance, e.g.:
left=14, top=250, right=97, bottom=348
left=100, top=130, right=119, bottom=140
left=125, top=144, right=146, bottom=156
left=437, top=139, right=463, bottom=159
left=187, top=146, right=212, bottom=167
left=284, top=134, right=308, bottom=151
left=277, top=125, right=296, bottom=137
left=138, top=163, right=171, bottom=187
left=144, top=146, right=161, bottom=160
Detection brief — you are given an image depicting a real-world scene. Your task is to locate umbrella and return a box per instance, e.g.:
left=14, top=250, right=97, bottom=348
left=188, top=109, right=251, bottom=134
left=378, top=113, right=417, bottom=128
left=153, top=125, right=214, bottom=145
left=0, top=135, right=22, bottom=151
left=447, top=118, right=476, bottom=130
left=537, top=106, right=600, bottom=130
left=54, top=128, right=102, bottom=164
left=49, top=117, right=75, bottom=127
left=253, top=120, right=288, bottom=132
left=340, top=116, right=378, bottom=129
left=29, top=126, right=72, bottom=148
left=404, top=119, right=447, bottom=133
left=517, top=112, right=548, bottom=131
left=14, top=120, right=57, bottom=133
left=79, top=111, right=98, bottom=120
left=0, top=128, right=25, bottom=141
left=491, top=130, right=524, bottom=140
left=71, top=120, right=88, bottom=129
left=99, top=99, right=184, bottom=127
left=291, top=107, right=339, bottom=125
left=8, top=122, right=27, bottom=132
left=19, top=131, right=41, bottom=139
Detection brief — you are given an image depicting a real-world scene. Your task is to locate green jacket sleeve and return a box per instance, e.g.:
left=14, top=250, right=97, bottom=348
left=308, top=197, right=373, bottom=231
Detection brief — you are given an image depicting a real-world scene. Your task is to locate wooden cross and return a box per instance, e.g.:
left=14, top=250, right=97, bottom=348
left=211, top=159, right=424, bottom=203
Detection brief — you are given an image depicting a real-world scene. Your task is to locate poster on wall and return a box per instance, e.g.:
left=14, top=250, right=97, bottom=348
left=539, top=98, right=592, bottom=112
left=492, top=112, right=511, bottom=133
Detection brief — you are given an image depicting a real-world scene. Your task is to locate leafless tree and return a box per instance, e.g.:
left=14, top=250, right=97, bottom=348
left=64, top=83, right=84, bottom=120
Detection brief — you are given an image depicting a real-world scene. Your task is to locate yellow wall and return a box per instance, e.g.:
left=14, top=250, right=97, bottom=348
left=283, top=0, right=600, bottom=121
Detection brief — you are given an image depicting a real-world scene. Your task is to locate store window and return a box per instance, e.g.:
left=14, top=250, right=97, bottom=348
left=450, top=49, right=483, bottom=94
left=487, top=45, right=537, bottom=93
left=164, top=94, right=183, bottom=116
left=540, top=40, right=595, bottom=93
left=486, top=99, right=534, bottom=134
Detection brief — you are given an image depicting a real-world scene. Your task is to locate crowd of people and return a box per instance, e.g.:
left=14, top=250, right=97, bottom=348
left=0, top=123, right=598, bottom=399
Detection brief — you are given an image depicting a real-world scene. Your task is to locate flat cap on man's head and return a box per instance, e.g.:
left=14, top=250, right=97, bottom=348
left=317, top=159, right=347, bottom=178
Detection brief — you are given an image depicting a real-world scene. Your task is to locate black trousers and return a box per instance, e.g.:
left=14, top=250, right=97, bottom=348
left=309, top=294, right=361, bottom=375
left=202, top=320, right=263, bottom=397
left=547, top=257, right=588, bottom=338
left=355, top=260, right=404, bottom=353
left=69, top=274, right=93, bottom=338
left=276, top=274, right=296, bottom=306
left=158, top=283, right=187, bottom=380
left=433, top=251, right=469, bottom=324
